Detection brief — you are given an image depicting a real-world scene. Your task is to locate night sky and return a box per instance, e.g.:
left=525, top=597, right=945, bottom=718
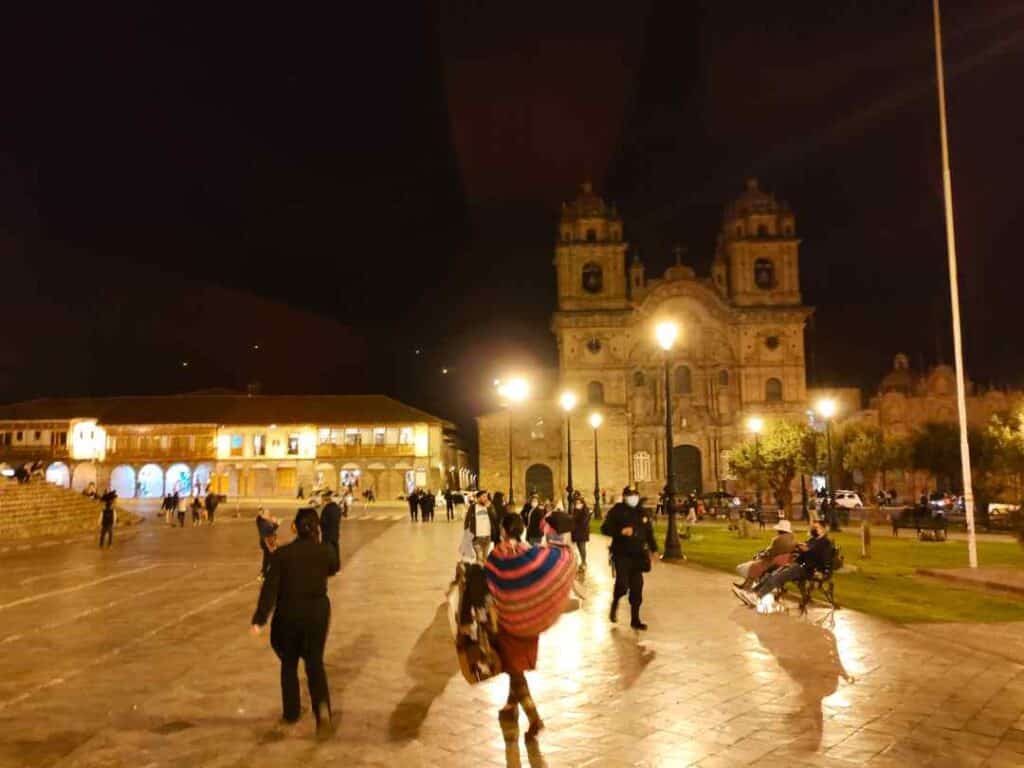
left=2, top=1, right=1022, bottom=448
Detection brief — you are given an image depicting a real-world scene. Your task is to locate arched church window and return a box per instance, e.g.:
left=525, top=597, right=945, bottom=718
left=765, top=377, right=783, bottom=402
left=757, top=224, right=768, bottom=236
left=586, top=228, right=597, bottom=242
left=718, top=369, right=729, bottom=386
left=674, top=365, right=692, bottom=395
left=587, top=380, right=604, bottom=404
left=582, top=262, right=603, bottom=293
left=633, top=451, right=652, bottom=482
left=754, top=258, right=776, bottom=289
left=633, top=370, right=646, bottom=388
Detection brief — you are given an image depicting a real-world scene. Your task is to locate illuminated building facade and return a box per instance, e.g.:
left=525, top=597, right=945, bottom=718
left=0, top=394, right=471, bottom=500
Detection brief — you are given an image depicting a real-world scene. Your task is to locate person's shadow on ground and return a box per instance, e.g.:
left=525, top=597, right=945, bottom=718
left=387, top=602, right=457, bottom=742
left=611, top=625, right=656, bottom=690
left=732, top=607, right=853, bottom=751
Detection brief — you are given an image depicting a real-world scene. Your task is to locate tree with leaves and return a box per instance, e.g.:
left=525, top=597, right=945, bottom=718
left=728, top=419, right=815, bottom=510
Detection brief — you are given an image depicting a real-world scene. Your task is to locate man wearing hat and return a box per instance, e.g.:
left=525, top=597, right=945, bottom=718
left=734, top=518, right=797, bottom=590
left=601, top=485, right=658, bottom=630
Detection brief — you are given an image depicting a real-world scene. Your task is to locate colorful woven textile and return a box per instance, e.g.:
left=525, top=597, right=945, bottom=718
left=485, top=543, right=576, bottom=638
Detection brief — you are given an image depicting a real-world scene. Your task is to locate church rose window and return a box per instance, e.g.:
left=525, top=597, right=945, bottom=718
left=586, top=337, right=602, bottom=354
left=754, top=258, right=776, bottom=289
left=765, top=335, right=780, bottom=350
left=582, top=262, right=603, bottom=293
left=587, top=381, right=604, bottom=404
left=765, top=377, right=783, bottom=402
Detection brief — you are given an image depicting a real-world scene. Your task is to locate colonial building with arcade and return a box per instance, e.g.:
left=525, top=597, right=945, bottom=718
left=0, top=394, right=471, bottom=500
left=478, top=179, right=817, bottom=503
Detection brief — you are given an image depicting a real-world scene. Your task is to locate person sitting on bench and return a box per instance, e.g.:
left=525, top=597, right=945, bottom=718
left=753, top=521, right=835, bottom=612
left=735, top=519, right=797, bottom=589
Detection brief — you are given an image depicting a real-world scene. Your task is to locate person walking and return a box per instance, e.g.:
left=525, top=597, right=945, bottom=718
left=191, top=496, right=203, bottom=527
left=98, top=496, right=116, bottom=548
left=525, top=496, right=546, bottom=546
left=444, top=488, right=455, bottom=521
left=251, top=507, right=340, bottom=738
left=464, top=490, right=499, bottom=561
left=320, top=491, right=342, bottom=559
left=162, top=494, right=174, bottom=526
left=407, top=488, right=420, bottom=522
left=176, top=493, right=187, bottom=528
left=420, top=488, right=435, bottom=522
left=205, top=488, right=219, bottom=524
left=485, top=514, right=575, bottom=742
left=601, top=486, right=658, bottom=630
left=256, top=508, right=280, bottom=578
left=570, top=494, right=591, bottom=570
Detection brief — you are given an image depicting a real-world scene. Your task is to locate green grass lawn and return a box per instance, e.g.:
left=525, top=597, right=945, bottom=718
left=592, top=517, right=1024, bottom=624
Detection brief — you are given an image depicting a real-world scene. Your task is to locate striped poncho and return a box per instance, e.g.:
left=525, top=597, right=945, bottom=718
left=485, top=542, right=576, bottom=638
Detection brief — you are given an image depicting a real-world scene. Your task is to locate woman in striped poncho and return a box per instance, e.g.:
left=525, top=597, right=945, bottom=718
left=485, top=514, right=576, bottom=740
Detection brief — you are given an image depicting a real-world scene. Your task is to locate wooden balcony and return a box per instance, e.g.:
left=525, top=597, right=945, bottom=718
left=315, top=444, right=416, bottom=460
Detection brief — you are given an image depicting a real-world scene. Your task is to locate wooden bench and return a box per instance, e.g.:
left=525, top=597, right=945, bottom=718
left=890, top=507, right=948, bottom=541
left=791, top=545, right=843, bottom=613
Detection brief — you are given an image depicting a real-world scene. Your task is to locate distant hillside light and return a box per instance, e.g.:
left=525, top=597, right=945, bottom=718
left=441, top=367, right=449, bottom=375
left=182, top=361, right=189, bottom=367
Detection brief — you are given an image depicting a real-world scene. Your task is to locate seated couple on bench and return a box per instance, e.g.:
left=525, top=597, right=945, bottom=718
left=736, top=521, right=837, bottom=613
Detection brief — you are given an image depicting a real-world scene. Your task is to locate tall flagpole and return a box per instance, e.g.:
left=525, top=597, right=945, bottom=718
left=933, top=0, right=978, bottom=568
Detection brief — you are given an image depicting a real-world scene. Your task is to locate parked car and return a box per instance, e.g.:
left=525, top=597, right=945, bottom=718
left=987, top=502, right=1020, bottom=531
left=833, top=490, right=863, bottom=510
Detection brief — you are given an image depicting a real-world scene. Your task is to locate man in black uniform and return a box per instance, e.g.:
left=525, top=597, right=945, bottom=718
left=419, top=488, right=435, bottom=522
left=407, top=488, right=420, bottom=522
left=251, top=507, right=340, bottom=738
left=601, top=486, right=657, bottom=630
left=98, top=493, right=117, bottom=548
left=444, top=488, right=455, bottom=521
left=204, top=488, right=219, bottom=525
left=319, top=490, right=342, bottom=559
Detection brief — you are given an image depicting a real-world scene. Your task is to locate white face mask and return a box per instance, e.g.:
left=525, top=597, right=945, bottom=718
left=574, top=503, right=583, bottom=509
left=625, top=495, right=640, bottom=508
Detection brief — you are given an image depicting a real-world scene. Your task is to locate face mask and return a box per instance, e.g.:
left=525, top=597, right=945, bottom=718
left=574, top=503, right=583, bottom=509
left=625, top=495, right=640, bottom=508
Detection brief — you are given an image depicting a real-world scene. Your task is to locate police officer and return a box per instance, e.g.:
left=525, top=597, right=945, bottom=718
left=601, top=486, right=657, bottom=630
left=98, top=495, right=116, bottom=548
left=320, top=490, right=342, bottom=559
left=251, top=507, right=340, bottom=738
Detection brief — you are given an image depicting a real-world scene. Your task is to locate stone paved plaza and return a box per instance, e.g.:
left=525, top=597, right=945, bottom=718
left=0, top=507, right=1022, bottom=767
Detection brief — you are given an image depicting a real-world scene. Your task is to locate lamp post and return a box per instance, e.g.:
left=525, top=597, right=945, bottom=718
left=747, top=416, right=764, bottom=516
left=816, top=397, right=839, bottom=532
left=655, top=320, right=684, bottom=560
left=496, top=377, right=530, bottom=506
left=560, top=391, right=577, bottom=512
left=589, top=411, right=603, bottom=520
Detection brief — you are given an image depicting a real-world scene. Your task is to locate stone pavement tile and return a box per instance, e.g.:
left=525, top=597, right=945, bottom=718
left=825, top=729, right=897, bottom=764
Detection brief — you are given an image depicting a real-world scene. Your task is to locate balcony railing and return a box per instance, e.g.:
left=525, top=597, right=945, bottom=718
left=315, top=444, right=416, bottom=459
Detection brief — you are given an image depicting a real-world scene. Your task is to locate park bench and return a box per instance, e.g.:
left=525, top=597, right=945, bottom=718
left=890, top=506, right=948, bottom=541
left=793, top=544, right=843, bottom=613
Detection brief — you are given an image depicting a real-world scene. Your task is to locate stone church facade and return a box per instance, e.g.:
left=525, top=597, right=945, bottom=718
left=478, top=180, right=814, bottom=504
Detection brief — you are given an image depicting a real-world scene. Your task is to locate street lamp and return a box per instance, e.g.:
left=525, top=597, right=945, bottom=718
left=816, top=397, right=839, bottom=531
left=589, top=411, right=603, bottom=520
left=655, top=320, right=683, bottom=560
left=560, top=391, right=578, bottom=511
left=747, top=416, right=764, bottom=516
left=497, top=376, right=530, bottom=505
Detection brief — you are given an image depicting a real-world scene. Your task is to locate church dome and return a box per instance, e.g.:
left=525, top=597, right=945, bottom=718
left=561, top=181, right=619, bottom=222
left=880, top=353, right=916, bottom=395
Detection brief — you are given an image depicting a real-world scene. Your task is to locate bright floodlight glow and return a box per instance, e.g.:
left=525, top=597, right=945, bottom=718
left=655, top=321, right=679, bottom=351
left=817, top=397, right=838, bottom=419
left=497, top=377, right=530, bottom=404
left=589, top=412, right=604, bottom=429
left=559, top=391, right=578, bottom=412
left=747, top=416, right=764, bottom=434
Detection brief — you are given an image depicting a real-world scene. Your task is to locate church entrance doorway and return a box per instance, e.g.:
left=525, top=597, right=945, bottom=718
left=672, top=445, right=702, bottom=495
left=524, top=463, right=554, bottom=502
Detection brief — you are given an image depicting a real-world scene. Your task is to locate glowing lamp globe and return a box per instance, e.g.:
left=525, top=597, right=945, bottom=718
left=559, top=391, right=577, bottom=412
left=589, top=412, right=604, bottom=429
left=747, top=416, right=764, bottom=435
left=655, top=321, right=679, bottom=351
left=817, top=398, right=837, bottom=420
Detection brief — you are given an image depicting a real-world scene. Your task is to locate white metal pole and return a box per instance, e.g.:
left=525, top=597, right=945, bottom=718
left=933, top=0, right=978, bottom=568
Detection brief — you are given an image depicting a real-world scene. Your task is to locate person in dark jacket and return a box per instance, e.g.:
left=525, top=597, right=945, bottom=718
left=491, top=491, right=507, bottom=522
left=601, top=486, right=658, bottom=630
left=464, top=490, right=500, bottom=560
left=570, top=494, right=592, bottom=568
left=444, top=489, right=455, bottom=521
left=319, top=491, right=342, bottom=558
left=520, top=493, right=539, bottom=529
left=526, top=497, right=546, bottom=545
left=407, top=488, right=420, bottom=522
left=753, top=522, right=835, bottom=607
left=204, top=490, right=219, bottom=525
left=251, top=507, right=340, bottom=738
left=256, top=508, right=280, bottom=578
left=419, top=488, right=435, bottom=522
left=98, top=497, right=116, bottom=548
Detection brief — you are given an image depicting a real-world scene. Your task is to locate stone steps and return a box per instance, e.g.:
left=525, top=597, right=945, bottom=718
left=0, top=481, right=137, bottom=539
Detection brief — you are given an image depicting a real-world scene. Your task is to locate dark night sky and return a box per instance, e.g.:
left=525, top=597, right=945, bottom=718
left=2, top=1, right=1023, bottom=447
